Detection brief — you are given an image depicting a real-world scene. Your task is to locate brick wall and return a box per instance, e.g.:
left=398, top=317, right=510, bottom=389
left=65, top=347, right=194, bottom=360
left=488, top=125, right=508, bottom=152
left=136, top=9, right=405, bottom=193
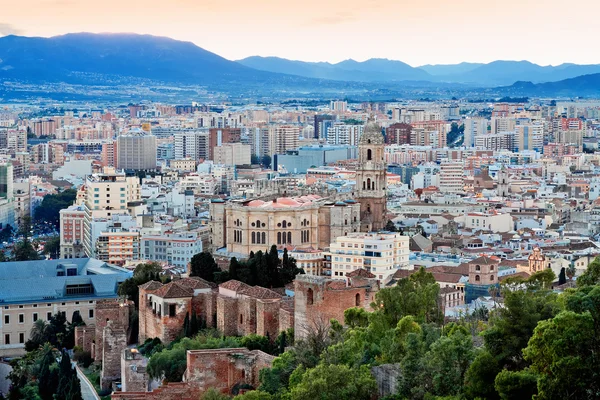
left=216, top=296, right=238, bottom=336
left=294, top=275, right=369, bottom=341
left=95, top=299, right=132, bottom=362
left=74, top=324, right=95, bottom=356
left=255, top=300, right=280, bottom=338
left=101, top=321, right=128, bottom=390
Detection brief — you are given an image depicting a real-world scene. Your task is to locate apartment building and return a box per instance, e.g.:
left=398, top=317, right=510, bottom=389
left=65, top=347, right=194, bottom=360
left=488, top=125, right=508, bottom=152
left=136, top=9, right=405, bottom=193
left=438, top=160, right=465, bottom=194
left=328, top=232, right=410, bottom=282
left=141, top=231, right=203, bottom=268
left=60, top=204, right=86, bottom=259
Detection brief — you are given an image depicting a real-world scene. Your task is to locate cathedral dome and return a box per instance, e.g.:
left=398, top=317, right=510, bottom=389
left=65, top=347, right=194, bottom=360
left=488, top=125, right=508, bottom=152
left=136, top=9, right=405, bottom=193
left=360, top=120, right=384, bottom=145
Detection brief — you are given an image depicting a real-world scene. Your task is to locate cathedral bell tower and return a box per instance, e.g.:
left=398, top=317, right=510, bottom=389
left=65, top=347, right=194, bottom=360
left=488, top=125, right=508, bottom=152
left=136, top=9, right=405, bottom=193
left=355, top=120, right=387, bottom=232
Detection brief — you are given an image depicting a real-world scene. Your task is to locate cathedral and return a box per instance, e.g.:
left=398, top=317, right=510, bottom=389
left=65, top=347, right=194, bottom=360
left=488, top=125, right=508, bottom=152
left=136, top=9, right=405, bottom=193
left=355, top=120, right=387, bottom=232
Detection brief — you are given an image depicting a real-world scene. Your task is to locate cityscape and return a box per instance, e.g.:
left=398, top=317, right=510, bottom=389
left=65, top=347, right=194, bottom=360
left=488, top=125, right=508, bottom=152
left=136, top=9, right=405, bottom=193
left=1, top=1, right=600, bottom=399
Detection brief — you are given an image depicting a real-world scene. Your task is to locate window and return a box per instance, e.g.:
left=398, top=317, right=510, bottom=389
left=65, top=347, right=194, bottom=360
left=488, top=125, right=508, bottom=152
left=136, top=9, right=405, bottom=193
left=475, top=275, right=481, bottom=282
left=367, top=149, right=372, bottom=160
left=89, top=309, right=94, bottom=319
left=47, top=312, right=52, bottom=320
left=355, top=293, right=361, bottom=307
left=33, top=313, right=38, bottom=322
left=306, top=288, right=314, bottom=305
left=240, top=314, right=244, bottom=324
left=475, top=265, right=481, bottom=271
left=4, top=315, right=8, bottom=324
left=18, top=314, right=24, bottom=323
left=169, top=304, right=176, bottom=317
left=4, top=334, right=9, bottom=345
left=490, top=265, right=495, bottom=271
left=19, top=333, right=24, bottom=344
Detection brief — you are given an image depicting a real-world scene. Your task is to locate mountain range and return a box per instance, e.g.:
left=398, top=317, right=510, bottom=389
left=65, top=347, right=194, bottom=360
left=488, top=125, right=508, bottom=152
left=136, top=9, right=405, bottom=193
left=1, top=32, right=600, bottom=98
left=238, top=56, right=600, bottom=86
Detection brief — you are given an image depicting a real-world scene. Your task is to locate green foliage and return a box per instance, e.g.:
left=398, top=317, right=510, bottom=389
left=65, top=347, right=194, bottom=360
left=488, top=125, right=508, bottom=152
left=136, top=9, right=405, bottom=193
left=118, top=262, right=164, bottom=308
left=147, top=332, right=243, bottom=382
left=558, top=267, right=566, bottom=285
left=202, top=388, right=230, bottom=400
left=447, top=122, right=464, bottom=146
left=494, top=369, right=538, bottom=400
left=464, top=350, right=501, bottom=400
left=190, top=252, right=221, bottom=282
left=34, top=189, right=77, bottom=228
left=13, top=237, right=39, bottom=261
left=8, top=345, right=82, bottom=400
left=42, top=235, right=60, bottom=258
left=138, top=337, right=164, bottom=357
left=289, top=364, right=377, bottom=400
left=234, top=391, right=274, bottom=400
left=577, top=256, right=600, bottom=286
left=227, top=246, right=303, bottom=288
left=344, top=307, right=370, bottom=328
left=370, top=267, right=442, bottom=331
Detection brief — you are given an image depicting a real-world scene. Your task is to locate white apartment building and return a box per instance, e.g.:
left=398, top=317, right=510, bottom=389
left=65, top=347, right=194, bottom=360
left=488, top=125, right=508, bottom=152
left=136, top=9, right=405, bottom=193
left=328, top=232, right=410, bottom=282
left=463, top=117, right=488, bottom=148
left=141, top=231, right=203, bottom=269
left=174, top=129, right=210, bottom=160
left=462, top=212, right=513, bottom=233
left=213, top=143, right=251, bottom=165
left=326, top=123, right=364, bottom=146
left=438, top=160, right=465, bottom=194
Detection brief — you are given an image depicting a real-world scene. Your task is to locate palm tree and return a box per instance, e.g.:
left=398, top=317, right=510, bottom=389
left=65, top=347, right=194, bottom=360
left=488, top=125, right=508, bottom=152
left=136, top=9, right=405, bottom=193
left=30, top=319, right=49, bottom=345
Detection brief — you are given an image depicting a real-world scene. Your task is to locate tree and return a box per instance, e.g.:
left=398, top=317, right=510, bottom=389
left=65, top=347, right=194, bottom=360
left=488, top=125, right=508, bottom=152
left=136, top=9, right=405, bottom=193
left=289, top=364, right=377, bottom=400
left=34, top=189, right=77, bottom=228
left=384, top=220, right=397, bottom=232
left=202, top=388, right=230, bottom=400
left=261, top=155, right=272, bottom=168
left=234, top=391, right=274, bottom=400
left=190, top=252, right=221, bottom=282
left=464, top=350, right=501, bottom=400
left=13, top=238, right=39, bottom=261
left=494, top=369, right=538, bottom=400
left=558, top=267, right=566, bottom=285
left=566, top=263, right=576, bottom=281
left=42, top=236, right=60, bottom=259
left=576, top=256, right=600, bottom=286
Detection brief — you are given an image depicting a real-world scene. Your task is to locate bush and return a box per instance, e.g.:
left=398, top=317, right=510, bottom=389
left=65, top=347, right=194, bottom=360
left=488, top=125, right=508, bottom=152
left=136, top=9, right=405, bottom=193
left=74, top=350, right=93, bottom=368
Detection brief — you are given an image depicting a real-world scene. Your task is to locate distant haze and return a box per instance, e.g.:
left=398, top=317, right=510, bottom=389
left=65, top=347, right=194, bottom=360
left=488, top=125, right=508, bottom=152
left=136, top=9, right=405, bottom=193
left=2, top=0, right=599, bottom=66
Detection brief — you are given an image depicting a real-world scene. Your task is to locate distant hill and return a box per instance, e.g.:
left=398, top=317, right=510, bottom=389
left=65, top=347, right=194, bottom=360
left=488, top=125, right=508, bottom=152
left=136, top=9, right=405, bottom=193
left=418, top=62, right=484, bottom=76
left=435, top=61, right=600, bottom=86
left=499, top=73, right=600, bottom=96
left=0, top=33, right=280, bottom=85
left=237, top=56, right=432, bottom=82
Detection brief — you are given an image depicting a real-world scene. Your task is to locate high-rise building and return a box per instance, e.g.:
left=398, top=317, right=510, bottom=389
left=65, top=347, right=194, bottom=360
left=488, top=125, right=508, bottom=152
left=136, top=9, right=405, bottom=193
left=59, top=204, right=86, bottom=259
left=330, top=100, right=348, bottom=113
left=213, top=143, right=251, bottom=166
left=208, top=128, right=241, bottom=160
left=438, top=160, right=464, bottom=194
left=385, top=123, right=412, bottom=145
left=314, top=114, right=335, bottom=139
left=0, top=163, right=15, bottom=229
left=82, top=168, right=141, bottom=258
left=174, top=130, right=210, bottom=160
left=463, top=117, right=488, bottom=148
left=355, top=121, right=387, bottom=232
left=116, top=132, right=157, bottom=171
left=326, top=123, right=364, bottom=146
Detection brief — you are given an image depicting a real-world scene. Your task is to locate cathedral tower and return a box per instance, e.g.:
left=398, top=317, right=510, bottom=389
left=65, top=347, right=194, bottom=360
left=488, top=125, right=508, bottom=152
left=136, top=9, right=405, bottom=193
left=355, top=120, right=387, bottom=232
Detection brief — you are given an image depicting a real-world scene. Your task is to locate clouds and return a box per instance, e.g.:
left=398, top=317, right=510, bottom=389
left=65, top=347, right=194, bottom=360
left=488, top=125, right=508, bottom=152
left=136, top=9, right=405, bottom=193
left=0, top=23, right=22, bottom=36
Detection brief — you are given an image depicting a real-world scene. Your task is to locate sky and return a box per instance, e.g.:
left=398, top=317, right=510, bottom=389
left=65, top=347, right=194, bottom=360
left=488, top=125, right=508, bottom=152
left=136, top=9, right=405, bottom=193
left=1, top=0, right=599, bottom=66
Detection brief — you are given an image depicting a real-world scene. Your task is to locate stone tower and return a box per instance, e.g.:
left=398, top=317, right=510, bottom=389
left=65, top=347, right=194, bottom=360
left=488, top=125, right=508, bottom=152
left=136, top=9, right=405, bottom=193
left=497, top=165, right=509, bottom=197
left=355, top=120, right=387, bottom=232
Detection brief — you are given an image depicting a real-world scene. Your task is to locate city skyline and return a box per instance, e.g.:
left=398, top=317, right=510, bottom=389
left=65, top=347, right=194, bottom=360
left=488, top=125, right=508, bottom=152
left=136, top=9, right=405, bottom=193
left=1, top=0, right=599, bottom=66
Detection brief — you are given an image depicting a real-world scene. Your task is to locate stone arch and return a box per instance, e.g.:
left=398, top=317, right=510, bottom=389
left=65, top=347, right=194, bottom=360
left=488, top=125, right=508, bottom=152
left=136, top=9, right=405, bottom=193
left=355, top=293, right=361, bottom=307
left=367, top=149, right=372, bottom=160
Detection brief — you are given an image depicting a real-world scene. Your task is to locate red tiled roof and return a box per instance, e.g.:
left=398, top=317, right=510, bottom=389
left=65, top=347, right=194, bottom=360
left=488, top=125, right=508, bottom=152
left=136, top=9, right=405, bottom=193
left=138, top=281, right=163, bottom=291
left=327, top=281, right=349, bottom=290
left=176, top=277, right=215, bottom=290
left=346, top=268, right=376, bottom=278
left=219, top=280, right=252, bottom=292
left=152, top=282, right=194, bottom=299
left=239, top=286, right=282, bottom=300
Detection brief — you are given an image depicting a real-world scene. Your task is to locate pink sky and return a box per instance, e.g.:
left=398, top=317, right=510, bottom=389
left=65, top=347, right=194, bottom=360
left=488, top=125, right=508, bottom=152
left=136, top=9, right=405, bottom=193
left=1, top=0, right=598, bottom=66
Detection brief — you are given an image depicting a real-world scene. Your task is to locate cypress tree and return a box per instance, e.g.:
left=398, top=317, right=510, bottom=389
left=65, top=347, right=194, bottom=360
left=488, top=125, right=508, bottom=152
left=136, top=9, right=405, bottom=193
left=558, top=267, right=567, bottom=285
left=183, top=313, right=190, bottom=337
left=190, top=312, right=199, bottom=336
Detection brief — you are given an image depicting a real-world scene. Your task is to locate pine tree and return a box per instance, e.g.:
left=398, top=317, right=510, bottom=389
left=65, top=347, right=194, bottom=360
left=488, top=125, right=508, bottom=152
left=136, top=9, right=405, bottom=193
left=183, top=313, right=190, bottom=337
left=190, top=312, right=199, bottom=336
left=558, top=267, right=567, bottom=285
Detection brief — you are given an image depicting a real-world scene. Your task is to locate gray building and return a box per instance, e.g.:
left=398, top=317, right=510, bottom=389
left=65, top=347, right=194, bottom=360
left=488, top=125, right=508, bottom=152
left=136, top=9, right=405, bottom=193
left=274, top=145, right=357, bottom=174
left=0, top=258, right=131, bottom=356
left=117, top=132, right=157, bottom=171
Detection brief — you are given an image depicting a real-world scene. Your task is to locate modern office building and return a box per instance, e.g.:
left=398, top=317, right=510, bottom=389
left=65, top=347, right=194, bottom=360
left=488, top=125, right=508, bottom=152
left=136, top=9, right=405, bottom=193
left=273, top=144, right=357, bottom=174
